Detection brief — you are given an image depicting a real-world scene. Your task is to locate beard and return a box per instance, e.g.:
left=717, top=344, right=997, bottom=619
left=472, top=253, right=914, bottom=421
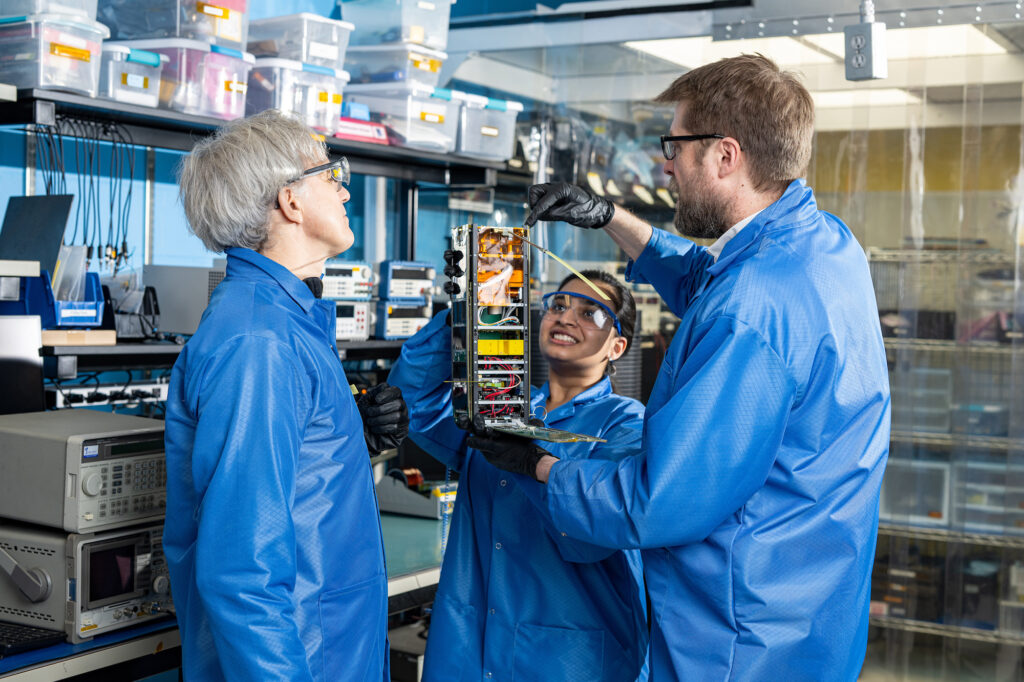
left=670, top=176, right=731, bottom=240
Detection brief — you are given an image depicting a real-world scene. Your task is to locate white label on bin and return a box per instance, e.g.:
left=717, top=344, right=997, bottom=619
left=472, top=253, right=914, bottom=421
left=56, top=32, right=87, bottom=50
left=480, top=125, right=499, bottom=137
left=309, top=42, right=339, bottom=61
left=61, top=309, right=97, bottom=317
left=122, top=73, right=148, bottom=90
left=420, top=112, right=443, bottom=124
left=225, top=81, right=247, bottom=94
left=418, top=1, right=436, bottom=8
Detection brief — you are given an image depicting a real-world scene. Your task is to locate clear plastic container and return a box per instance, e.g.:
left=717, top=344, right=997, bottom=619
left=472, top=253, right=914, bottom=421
left=126, top=38, right=254, bottom=120
left=0, top=14, right=108, bottom=96
left=345, top=42, right=445, bottom=88
left=0, top=0, right=96, bottom=20
left=98, top=43, right=168, bottom=107
left=340, top=0, right=451, bottom=49
left=247, top=59, right=350, bottom=134
left=346, top=81, right=457, bottom=152
left=454, top=93, right=524, bottom=160
left=97, top=0, right=249, bottom=50
left=247, top=13, right=353, bottom=72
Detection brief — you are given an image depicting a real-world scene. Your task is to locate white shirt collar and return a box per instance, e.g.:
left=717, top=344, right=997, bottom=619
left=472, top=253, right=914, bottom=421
left=707, top=209, right=762, bottom=262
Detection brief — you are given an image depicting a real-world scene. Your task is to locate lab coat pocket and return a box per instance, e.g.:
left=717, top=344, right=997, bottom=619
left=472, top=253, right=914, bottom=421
left=320, top=576, right=387, bottom=682
left=512, top=623, right=604, bottom=682
left=422, top=595, right=478, bottom=681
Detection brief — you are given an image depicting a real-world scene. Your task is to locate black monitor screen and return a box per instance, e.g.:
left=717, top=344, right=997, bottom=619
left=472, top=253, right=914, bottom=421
left=88, top=545, right=135, bottom=604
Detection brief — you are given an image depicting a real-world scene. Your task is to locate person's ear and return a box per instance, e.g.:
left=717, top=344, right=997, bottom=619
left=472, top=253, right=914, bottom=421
left=277, top=185, right=303, bottom=223
left=606, top=335, right=627, bottom=362
left=717, top=137, right=743, bottom=179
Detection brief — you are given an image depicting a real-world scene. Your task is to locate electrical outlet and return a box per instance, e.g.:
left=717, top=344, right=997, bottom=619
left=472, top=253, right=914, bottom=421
left=844, top=21, right=888, bottom=81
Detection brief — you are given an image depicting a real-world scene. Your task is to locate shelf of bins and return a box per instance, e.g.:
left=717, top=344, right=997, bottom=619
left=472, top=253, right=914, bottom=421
left=0, top=89, right=532, bottom=186
left=867, top=248, right=1017, bottom=265
left=890, top=430, right=1021, bottom=451
left=884, top=338, right=1020, bottom=356
left=877, top=522, right=1024, bottom=549
left=869, top=617, right=1024, bottom=645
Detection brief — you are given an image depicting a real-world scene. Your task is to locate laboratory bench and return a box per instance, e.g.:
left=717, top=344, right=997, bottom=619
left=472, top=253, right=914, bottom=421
left=0, top=513, right=444, bottom=680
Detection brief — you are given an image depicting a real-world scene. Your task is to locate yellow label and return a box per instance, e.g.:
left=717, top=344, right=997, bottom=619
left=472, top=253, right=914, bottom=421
left=420, top=112, right=443, bottom=124
left=318, top=91, right=343, bottom=105
left=478, top=339, right=524, bottom=356
left=224, top=81, right=247, bottom=94
left=80, top=623, right=98, bottom=631
left=50, top=43, right=90, bottom=62
left=121, top=73, right=149, bottom=89
left=480, top=125, right=499, bottom=137
left=197, top=2, right=229, bottom=18
left=410, top=53, right=440, bottom=72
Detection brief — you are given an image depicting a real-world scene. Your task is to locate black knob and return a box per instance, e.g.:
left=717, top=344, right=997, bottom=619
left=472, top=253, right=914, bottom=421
left=443, top=281, right=461, bottom=295
left=444, top=264, right=463, bottom=278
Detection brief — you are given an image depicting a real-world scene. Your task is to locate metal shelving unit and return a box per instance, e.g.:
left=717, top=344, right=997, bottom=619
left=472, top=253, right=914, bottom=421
left=878, top=522, right=1024, bottom=549
left=869, top=617, right=1024, bottom=645
left=884, top=338, right=1020, bottom=357
left=0, top=89, right=533, bottom=186
left=890, top=430, right=1020, bottom=451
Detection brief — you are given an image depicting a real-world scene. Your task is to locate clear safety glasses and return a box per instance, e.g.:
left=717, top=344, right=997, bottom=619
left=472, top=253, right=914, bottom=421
left=541, top=291, right=622, bottom=334
left=289, top=157, right=351, bottom=190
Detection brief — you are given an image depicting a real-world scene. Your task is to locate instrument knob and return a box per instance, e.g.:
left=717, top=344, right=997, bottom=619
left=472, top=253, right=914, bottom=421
left=152, top=575, right=170, bottom=595
left=82, top=474, right=103, bottom=497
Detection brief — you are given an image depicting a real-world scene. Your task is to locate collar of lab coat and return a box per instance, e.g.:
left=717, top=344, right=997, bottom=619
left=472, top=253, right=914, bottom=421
left=533, top=375, right=614, bottom=422
left=224, top=247, right=319, bottom=314
left=707, top=178, right=816, bottom=277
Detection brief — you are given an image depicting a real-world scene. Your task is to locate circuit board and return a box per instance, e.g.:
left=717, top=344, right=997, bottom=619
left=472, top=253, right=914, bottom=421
left=446, top=224, right=602, bottom=444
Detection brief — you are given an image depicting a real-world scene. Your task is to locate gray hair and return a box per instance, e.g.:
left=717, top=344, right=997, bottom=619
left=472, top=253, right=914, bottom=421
left=177, top=110, right=327, bottom=252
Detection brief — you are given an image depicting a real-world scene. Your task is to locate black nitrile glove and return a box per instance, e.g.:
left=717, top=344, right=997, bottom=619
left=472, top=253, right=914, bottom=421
left=356, top=383, right=409, bottom=454
left=466, top=414, right=551, bottom=481
left=524, top=182, right=615, bottom=229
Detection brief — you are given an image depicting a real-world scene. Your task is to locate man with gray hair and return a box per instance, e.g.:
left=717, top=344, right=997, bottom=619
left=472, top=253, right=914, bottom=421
left=472, top=54, right=890, bottom=680
left=163, top=110, right=404, bottom=681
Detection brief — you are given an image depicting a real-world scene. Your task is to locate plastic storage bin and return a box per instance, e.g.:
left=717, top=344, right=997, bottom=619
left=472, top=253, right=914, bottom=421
left=247, top=59, right=349, bottom=134
left=247, top=13, right=353, bottom=72
left=0, top=0, right=96, bottom=20
left=345, top=42, right=445, bottom=87
left=127, top=38, right=254, bottom=120
left=340, top=0, right=452, bottom=49
left=98, top=44, right=168, bottom=107
left=0, top=14, right=108, bottom=96
left=97, top=0, right=249, bottom=50
left=454, top=93, right=523, bottom=160
left=346, top=82, right=457, bottom=152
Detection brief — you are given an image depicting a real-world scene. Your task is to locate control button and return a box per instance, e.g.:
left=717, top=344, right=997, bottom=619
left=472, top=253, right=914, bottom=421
left=82, top=474, right=103, bottom=497
left=83, top=512, right=93, bottom=521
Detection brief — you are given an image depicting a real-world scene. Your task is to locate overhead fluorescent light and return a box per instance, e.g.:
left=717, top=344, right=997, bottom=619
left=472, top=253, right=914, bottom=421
left=624, top=35, right=838, bottom=69
left=811, top=88, right=922, bottom=108
left=804, top=24, right=1007, bottom=61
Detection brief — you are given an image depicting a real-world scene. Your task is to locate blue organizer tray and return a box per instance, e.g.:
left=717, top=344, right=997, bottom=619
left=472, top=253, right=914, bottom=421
left=0, top=270, right=104, bottom=328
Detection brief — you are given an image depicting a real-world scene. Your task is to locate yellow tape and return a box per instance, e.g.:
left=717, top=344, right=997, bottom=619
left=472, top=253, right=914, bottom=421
left=420, top=111, right=443, bottom=124
left=478, top=339, right=524, bottom=355
left=50, top=43, right=90, bottom=62
left=197, top=2, right=229, bottom=18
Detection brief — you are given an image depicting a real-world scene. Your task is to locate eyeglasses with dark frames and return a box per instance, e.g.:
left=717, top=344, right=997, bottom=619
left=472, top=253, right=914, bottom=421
left=660, top=134, right=726, bottom=161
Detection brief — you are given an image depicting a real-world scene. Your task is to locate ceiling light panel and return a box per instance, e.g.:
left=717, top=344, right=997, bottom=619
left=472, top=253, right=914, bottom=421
left=804, top=24, right=1007, bottom=61
left=624, top=35, right=839, bottom=69
left=811, top=88, right=922, bottom=108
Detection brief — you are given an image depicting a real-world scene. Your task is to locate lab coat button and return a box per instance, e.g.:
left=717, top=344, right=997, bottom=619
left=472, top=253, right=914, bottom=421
left=489, top=608, right=496, bottom=615
left=499, top=479, right=507, bottom=487
left=561, top=532, right=567, bottom=537
left=494, top=542, right=502, bottom=550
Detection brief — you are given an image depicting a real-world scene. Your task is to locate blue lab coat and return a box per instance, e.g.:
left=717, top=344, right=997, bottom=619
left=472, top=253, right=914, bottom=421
left=530, top=180, right=891, bottom=680
left=164, top=248, right=388, bottom=682
left=389, top=311, right=649, bottom=682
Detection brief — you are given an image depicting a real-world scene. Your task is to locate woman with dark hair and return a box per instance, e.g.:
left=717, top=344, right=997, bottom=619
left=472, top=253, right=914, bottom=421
left=388, top=269, right=648, bottom=682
